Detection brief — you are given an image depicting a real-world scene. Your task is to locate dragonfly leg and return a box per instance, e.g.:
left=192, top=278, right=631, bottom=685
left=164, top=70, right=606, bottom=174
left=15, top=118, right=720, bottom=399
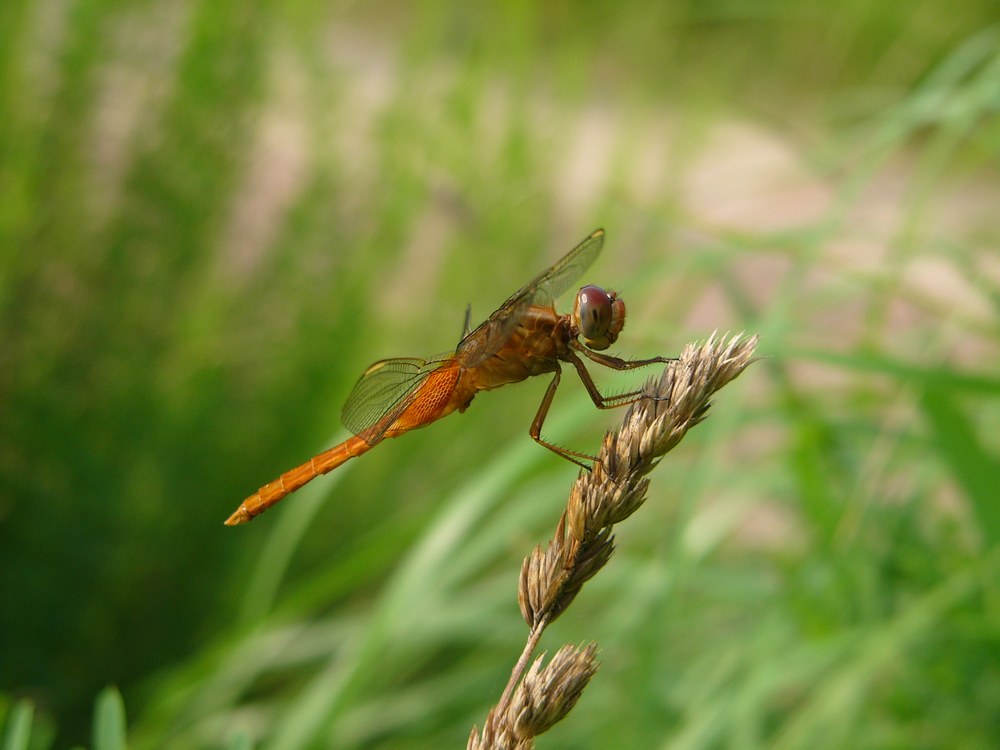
left=530, top=365, right=597, bottom=470
left=574, top=343, right=676, bottom=371
left=531, top=349, right=675, bottom=470
left=565, top=348, right=674, bottom=409
left=571, top=345, right=675, bottom=405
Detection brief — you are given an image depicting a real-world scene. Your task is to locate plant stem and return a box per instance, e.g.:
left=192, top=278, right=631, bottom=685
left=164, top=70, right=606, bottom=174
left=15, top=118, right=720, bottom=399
left=496, top=613, right=550, bottom=715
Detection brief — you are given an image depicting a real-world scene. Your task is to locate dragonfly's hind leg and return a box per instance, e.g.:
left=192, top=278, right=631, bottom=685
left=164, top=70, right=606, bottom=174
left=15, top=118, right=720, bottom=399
left=529, top=365, right=597, bottom=470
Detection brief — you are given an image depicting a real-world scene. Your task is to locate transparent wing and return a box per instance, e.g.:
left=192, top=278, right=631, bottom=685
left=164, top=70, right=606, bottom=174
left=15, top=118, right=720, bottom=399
left=340, top=356, right=450, bottom=442
left=457, top=228, right=605, bottom=367
left=492, top=227, right=606, bottom=319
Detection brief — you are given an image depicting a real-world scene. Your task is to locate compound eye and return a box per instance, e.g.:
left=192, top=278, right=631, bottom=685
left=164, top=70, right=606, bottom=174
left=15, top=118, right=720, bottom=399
left=575, top=285, right=613, bottom=341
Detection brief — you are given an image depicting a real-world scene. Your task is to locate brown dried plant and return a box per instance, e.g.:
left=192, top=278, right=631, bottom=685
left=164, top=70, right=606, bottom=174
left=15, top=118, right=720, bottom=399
left=468, top=332, right=759, bottom=750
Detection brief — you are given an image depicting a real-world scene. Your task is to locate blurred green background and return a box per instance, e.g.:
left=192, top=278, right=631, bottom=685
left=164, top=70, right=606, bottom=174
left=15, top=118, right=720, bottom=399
left=2, top=1, right=1000, bottom=748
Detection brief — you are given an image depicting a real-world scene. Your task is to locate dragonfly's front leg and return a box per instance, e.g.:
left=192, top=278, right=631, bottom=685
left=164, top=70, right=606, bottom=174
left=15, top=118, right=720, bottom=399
left=574, top=342, right=675, bottom=372
left=531, top=349, right=675, bottom=470
left=563, top=348, right=672, bottom=410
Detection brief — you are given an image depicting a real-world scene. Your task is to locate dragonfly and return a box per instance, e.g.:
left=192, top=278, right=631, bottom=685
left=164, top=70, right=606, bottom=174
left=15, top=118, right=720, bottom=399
left=225, top=229, right=670, bottom=525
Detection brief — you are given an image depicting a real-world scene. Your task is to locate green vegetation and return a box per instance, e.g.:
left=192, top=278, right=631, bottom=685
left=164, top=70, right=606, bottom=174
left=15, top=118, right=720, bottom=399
left=2, top=1, right=999, bottom=748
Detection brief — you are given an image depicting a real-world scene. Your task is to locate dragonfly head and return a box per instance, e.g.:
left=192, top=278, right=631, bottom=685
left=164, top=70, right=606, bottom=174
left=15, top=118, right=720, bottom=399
left=573, top=284, right=626, bottom=350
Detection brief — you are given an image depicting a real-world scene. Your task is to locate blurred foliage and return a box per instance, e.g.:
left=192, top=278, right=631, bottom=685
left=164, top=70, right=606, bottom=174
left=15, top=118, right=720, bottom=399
left=2, top=0, right=1000, bottom=748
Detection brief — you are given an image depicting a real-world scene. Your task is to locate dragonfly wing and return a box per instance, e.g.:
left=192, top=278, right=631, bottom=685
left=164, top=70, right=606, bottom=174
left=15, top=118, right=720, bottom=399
left=501, top=227, right=606, bottom=310
left=457, top=228, right=605, bottom=366
left=341, top=356, right=449, bottom=443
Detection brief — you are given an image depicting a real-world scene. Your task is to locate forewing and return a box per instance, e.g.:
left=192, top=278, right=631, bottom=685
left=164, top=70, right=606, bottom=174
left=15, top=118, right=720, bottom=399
left=513, top=227, right=606, bottom=309
left=340, top=356, right=448, bottom=442
left=457, top=228, right=605, bottom=366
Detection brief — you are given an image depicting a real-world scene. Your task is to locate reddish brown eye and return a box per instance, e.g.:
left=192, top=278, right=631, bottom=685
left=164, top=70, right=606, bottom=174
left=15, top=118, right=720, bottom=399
left=573, top=284, right=626, bottom=350
left=575, top=284, right=612, bottom=339
left=577, top=285, right=612, bottom=338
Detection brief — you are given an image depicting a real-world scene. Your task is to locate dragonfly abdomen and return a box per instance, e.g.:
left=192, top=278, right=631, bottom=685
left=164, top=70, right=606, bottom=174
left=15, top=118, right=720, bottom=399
left=224, top=435, right=372, bottom=525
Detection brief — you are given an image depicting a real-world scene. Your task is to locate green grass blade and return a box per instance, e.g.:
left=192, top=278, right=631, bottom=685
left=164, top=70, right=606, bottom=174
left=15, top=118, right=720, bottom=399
left=920, top=387, right=1000, bottom=546
left=91, top=688, right=126, bottom=750
left=1, top=701, right=33, bottom=750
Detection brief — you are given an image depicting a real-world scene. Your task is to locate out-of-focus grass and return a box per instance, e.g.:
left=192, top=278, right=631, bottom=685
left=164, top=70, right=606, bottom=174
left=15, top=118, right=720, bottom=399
left=2, top=1, right=1000, bottom=748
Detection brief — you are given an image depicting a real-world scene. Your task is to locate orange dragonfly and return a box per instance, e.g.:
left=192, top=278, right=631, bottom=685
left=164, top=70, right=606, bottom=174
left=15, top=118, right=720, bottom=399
left=225, top=229, right=670, bottom=525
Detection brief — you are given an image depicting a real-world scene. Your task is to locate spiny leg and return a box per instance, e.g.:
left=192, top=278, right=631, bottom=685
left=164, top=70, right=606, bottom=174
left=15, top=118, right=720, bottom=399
left=570, top=344, right=676, bottom=406
left=532, top=349, right=676, bottom=470
left=574, top=342, right=676, bottom=372
left=529, top=365, right=596, bottom=470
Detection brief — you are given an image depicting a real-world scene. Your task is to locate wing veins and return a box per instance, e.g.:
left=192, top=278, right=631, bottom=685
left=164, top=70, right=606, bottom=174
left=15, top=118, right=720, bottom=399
left=456, top=229, right=605, bottom=367
left=340, top=356, right=447, bottom=441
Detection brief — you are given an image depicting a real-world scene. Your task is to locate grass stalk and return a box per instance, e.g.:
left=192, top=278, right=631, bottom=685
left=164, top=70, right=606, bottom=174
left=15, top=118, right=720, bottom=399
left=468, top=332, right=759, bottom=749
